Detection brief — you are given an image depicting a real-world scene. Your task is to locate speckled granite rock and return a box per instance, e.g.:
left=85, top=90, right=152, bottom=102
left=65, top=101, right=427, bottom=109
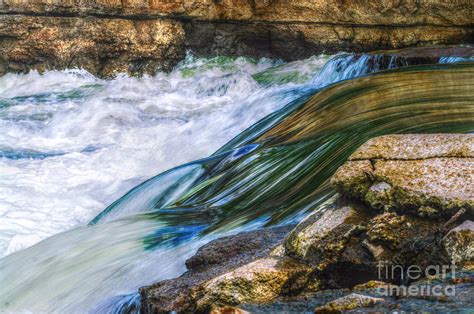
left=314, top=293, right=385, bottom=314
left=443, top=220, right=474, bottom=269
left=331, top=134, right=474, bottom=217
left=194, top=257, right=312, bottom=312
left=350, top=134, right=474, bottom=160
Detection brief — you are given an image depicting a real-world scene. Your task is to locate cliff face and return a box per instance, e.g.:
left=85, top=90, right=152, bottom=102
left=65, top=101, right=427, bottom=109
left=0, top=0, right=473, bottom=77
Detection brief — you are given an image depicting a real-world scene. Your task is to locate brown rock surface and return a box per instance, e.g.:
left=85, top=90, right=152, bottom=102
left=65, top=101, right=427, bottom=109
left=1, top=0, right=472, bottom=26
left=314, top=293, right=385, bottom=314
left=0, top=1, right=473, bottom=76
left=284, top=201, right=370, bottom=269
left=331, top=134, right=474, bottom=216
left=350, top=134, right=474, bottom=160
left=140, top=226, right=294, bottom=313
left=442, top=220, right=474, bottom=268
left=0, top=15, right=185, bottom=77
left=194, top=257, right=312, bottom=312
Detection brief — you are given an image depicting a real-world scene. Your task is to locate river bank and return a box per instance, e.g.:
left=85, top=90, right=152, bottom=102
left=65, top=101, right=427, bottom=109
left=1, top=0, right=473, bottom=77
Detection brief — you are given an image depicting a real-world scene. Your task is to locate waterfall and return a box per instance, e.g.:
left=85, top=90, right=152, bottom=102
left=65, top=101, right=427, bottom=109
left=0, top=54, right=472, bottom=313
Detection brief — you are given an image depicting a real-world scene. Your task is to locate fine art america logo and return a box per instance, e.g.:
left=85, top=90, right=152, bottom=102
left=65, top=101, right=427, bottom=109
left=376, top=261, right=457, bottom=297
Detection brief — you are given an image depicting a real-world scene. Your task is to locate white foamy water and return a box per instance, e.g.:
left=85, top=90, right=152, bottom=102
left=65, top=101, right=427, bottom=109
left=0, top=54, right=332, bottom=256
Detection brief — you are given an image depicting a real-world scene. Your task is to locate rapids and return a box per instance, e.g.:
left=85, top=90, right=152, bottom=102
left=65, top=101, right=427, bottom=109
left=0, top=53, right=473, bottom=313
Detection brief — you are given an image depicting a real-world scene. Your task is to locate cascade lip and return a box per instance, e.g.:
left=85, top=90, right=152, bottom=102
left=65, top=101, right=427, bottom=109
left=0, top=50, right=473, bottom=313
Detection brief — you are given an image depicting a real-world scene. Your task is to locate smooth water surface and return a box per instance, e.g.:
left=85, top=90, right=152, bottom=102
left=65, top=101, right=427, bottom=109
left=0, top=54, right=472, bottom=313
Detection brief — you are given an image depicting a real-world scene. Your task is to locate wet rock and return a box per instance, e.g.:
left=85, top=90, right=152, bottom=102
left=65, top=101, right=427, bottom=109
left=352, top=280, right=395, bottom=292
left=140, top=226, right=293, bottom=313
left=185, top=225, right=293, bottom=272
left=284, top=200, right=371, bottom=270
left=241, top=275, right=474, bottom=313
left=314, top=293, right=385, bottom=313
left=331, top=134, right=474, bottom=217
left=194, top=257, right=312, bottom=312
left=442, top=220, right=474, bottom=269
left=210, top=306, right=249, bottom=314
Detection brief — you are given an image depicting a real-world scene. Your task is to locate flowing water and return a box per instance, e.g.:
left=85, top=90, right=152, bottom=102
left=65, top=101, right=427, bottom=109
left=0, top=52, right=473, bottom=313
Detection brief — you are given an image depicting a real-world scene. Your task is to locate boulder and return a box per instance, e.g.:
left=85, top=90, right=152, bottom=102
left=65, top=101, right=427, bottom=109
left=314, top=293, right=385, bottom=314
left=140, top=226, right=294, bottom=313
left=442, top=220, right=474, bottom=269
left=331, top=134, right=474, bottom=217
left=194, top=257, right=312, bottom=312
left=141, top=134, right=473, bottom=312
left=284, top=200, right=370, bottom=270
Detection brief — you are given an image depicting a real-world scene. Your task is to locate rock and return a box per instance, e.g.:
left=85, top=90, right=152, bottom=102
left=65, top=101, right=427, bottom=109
left=194, top=257, right=312, bottom=312
left=331, top=134, right=474, bottom=217
left=314, top=293, right=385, bottom=313
left=442, top=220, right=474, bottom=269
left=349, top=134, right=474, bottom=160
left=284, top=200, right=370, bottom=269
left=352, top=280, right=395, bottom=291
left=284, top=134, right=472, bottom=288
left=210, top=306, right=249, bottom=314
left=140, top=226, right=293, bottom=313
left=0, top=1, right=473, bottom=76
left=1, top=0, right=472, bottom=26
left=185, top=225, right=294, bottom=272
left=329, top=161, right=374, bottom=199
left=284, top=200, right=445, bottom=287
left=0, top=15, right=185, bottom=78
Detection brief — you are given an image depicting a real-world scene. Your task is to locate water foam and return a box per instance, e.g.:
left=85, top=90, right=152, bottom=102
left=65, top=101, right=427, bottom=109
left=0, top=54, right=325, bottom=256
left=2, top=51, right=469, bottom=256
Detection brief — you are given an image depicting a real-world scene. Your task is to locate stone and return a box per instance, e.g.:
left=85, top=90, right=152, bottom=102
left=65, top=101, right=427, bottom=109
left=284, top=201, right=370, bottom=270
left=210, top=306, right=249, bottom=314
left=314, top=293, right=385, bottom=313
left=0, top=1, right=473, bottom=76
left=352, top=280, right=395, bottom=292
left=283, top=201, right=380, bottom=289
left=140, top=226, right=293, bottom=313
left=331, top=134, right=474, bottom=217
left=0, top=15, right=185, bottom=78
left=330, top=161, right=374, bottom=199
left=141, top=134, right=474, bottom=312
left=349, top=134, right=474, bottom=160
left=442, top=220, right=474, bottom=269
left=194, top=257, right=312, bottom=312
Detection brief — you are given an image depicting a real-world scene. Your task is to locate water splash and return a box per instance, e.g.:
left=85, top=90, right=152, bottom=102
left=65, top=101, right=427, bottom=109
left=0, top=62, right=472, bottom=313
left=0, top=54, right=295, bottom=256
left=0, top=51, right=411, bottom=256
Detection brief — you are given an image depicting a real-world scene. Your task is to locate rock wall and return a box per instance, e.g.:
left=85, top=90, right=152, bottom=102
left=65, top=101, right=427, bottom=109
left=0, top=0, right=473, bottom=76
left=0, top=15, right=184, bottom=77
